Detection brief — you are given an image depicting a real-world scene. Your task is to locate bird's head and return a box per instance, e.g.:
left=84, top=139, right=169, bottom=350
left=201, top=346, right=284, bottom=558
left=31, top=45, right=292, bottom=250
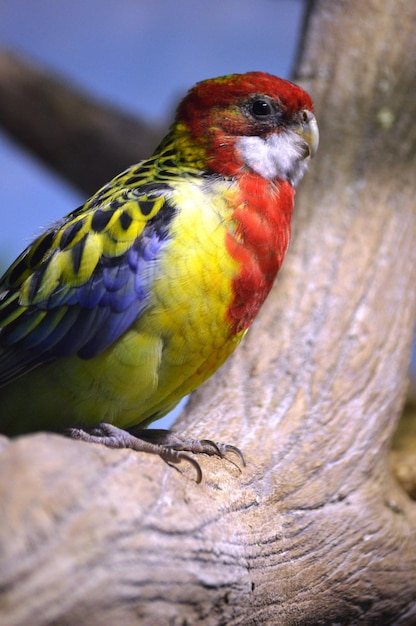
left=174, top=71, right=319, bottom=186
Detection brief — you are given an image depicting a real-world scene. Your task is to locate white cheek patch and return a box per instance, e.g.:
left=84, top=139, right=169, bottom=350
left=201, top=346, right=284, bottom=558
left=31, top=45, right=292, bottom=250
left=236, top=132, right=309, bottom=186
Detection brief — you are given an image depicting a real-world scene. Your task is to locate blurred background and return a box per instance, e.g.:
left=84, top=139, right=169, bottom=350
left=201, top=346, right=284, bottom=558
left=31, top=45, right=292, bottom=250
left=0, top=0, right=305, bottom=264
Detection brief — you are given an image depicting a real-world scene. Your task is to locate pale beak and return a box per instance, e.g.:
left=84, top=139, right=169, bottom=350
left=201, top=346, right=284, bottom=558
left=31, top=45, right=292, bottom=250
left=296, top=110, right=319, bottom=159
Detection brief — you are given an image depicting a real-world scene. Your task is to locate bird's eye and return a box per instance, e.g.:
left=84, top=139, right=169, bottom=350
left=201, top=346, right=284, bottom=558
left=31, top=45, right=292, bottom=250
left=250, top=98, right=273, bottom=118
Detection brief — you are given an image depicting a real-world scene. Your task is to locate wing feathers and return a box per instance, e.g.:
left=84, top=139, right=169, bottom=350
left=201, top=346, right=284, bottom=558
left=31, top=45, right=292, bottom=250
left=0, top=174, right=178, bottom=385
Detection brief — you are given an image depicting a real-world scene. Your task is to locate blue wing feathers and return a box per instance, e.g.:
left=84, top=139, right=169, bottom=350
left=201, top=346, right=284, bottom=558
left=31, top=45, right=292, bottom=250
left=52, top=307, right=112, bottom=357
left=78, top=299, right=147, bottom=359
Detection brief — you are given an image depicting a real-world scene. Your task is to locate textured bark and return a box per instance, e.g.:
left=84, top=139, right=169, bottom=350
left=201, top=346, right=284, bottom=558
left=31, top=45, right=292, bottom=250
left=1, top=0, right=416, bottom=624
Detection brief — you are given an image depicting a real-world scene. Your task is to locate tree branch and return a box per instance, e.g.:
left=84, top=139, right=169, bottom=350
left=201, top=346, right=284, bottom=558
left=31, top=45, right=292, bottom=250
left=0, top=51, right=163, bottom=195
left=1, top=0, right=416, bottom=623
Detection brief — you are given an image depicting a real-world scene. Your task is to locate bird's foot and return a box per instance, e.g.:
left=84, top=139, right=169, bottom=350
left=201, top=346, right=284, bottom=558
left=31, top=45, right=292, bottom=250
left=66, top=423, right=245, bottom=483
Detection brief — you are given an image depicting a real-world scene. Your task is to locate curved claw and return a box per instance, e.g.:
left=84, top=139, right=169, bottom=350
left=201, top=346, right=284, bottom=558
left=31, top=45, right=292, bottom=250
left=199, top=439, right=246, bottom=468
left=223, top=444, right=246, bottom=467
left=169, top=452, right=203, bottom=484
left=156, top=445, right=203, bottom=482
left=199, top=439, right=224, bottom=457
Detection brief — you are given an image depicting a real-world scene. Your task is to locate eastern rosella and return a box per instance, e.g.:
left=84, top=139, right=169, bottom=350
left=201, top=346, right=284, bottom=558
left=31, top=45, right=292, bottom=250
left=0, top=72, right=318, bottom=478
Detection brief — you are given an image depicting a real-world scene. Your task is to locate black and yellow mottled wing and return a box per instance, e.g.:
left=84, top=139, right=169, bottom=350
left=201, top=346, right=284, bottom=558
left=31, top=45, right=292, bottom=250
left=0, top=166, right=178, bottom=387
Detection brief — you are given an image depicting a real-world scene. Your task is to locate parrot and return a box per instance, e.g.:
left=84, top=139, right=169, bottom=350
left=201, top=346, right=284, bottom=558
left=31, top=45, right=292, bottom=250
left=0, top=71, right=318, bottom=480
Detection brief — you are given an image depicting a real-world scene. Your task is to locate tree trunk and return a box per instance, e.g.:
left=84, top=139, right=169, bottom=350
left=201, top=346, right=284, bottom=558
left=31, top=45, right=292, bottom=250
left=1, top=0, right=416, bottom=624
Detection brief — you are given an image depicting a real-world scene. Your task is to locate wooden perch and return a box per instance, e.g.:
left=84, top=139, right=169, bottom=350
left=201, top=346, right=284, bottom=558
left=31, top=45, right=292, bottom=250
left=1, top=0, right=416, bottom=623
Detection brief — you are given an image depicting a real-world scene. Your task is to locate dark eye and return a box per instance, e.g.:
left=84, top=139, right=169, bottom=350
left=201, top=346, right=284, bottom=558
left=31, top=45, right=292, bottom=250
left=250, top=98, right=273, bottom=118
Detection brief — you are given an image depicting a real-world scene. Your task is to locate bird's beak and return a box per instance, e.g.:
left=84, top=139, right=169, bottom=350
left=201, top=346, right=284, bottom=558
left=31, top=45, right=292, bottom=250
left=296, top=111, right=319, bottom=159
